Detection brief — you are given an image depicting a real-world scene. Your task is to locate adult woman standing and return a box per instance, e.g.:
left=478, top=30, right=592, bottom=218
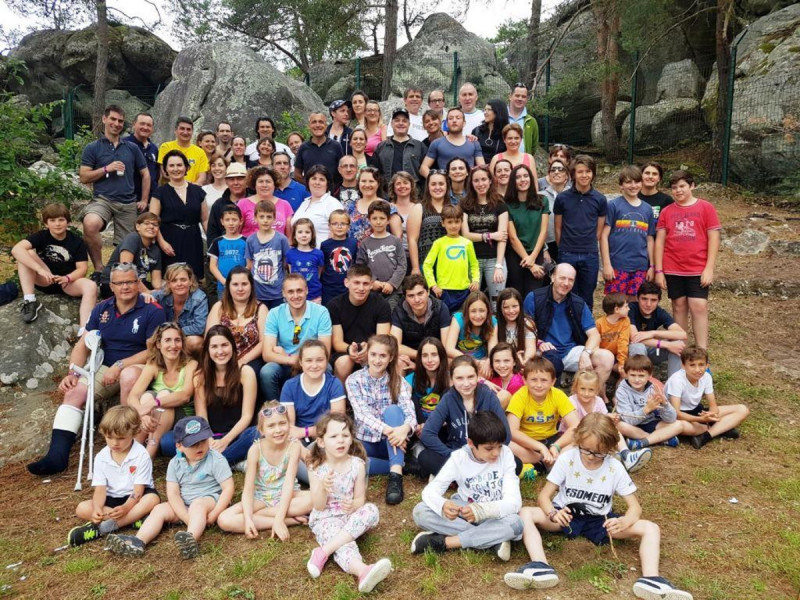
left=492, top=158, right=513, bottom=198
left=364, top=101, right=387, bottom=156
left=197, top=131, right=218, bottom=163
left=350, top=90, right=369, bottom=128
left=407, top=171, right=449, bottom=274
left=349, top=128, right=382, bottom=171
left=388, top=171, right=419, bottom=263
left=292, top=165, right=344, bottom=247
left=472, top=99, right=509, bottom=163
left=490, top=124, right=539, bottom=184
left=202, top=153, right=229, bottom=208
left=505, top=164, right=550, bottom=297
left=230, top=136, right=248, bottom=166
left=206, top=266, right=269, bottom=376
left=343, top=167, right=402, bottom=246
left=537, top=157, right=571, bottom=263
left=246, top=136, right=275, bottom=170
left=151, top=149, right=208, bottom=280
left=151, top=263, right=209, bottom=356
left=238, top=166, right=294, bottom=238
left=447, top=157, right=469, bottom=205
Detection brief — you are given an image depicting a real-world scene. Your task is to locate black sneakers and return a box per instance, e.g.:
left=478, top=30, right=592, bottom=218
left=107, top=534, right=145, bottom=557
left=410, top=531, right=447, bottom=554
left=386, top=472, right=404, bottom=505
left=20, top=299, right=42, bottom=323
left=68, top=522, right=101, bottom=547
left=174, top=531, right=199, bottom=559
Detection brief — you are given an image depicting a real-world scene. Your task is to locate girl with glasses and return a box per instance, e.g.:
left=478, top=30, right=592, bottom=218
left=538, top=156, right=572, bottom=263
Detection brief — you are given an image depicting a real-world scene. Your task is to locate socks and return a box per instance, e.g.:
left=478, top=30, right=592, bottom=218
left=99, top=519, right=119, bottom=535
left=619, top=449, right=630, bottom=460
left=27, top=429, right=77, bottom=475
left=640, top=439, right=651, bottom=448
left=24, top=294, right=36, bottom=302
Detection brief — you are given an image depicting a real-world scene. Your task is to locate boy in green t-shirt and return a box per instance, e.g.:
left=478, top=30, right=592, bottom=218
left=423, top=204, right=480, bottom=313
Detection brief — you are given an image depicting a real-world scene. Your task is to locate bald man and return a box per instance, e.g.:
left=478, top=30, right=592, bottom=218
left=458, top=83, right=485, bottom=135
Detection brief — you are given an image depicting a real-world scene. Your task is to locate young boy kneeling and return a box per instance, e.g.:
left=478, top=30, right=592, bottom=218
left=410, top=411, right=522, bottom=561
left=504, top=413, right=693, bottom=599
left=108, top=416, right=234, bottom=559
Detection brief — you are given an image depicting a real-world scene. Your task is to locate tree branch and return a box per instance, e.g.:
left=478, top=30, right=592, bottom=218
left=532, top=2, right=591, bottom=90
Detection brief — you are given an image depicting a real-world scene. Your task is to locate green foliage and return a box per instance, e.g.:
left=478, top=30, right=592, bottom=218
left=57, top=125, right=92, bottom=172
left=618, top=0, right=674, bottom=54
left=489, top=18, right=528, bottom=60
left=277, top=111, right=310, bottom=144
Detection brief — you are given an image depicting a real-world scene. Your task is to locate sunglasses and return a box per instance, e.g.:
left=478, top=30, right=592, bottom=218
left=261, top=405, right=287, bottom=417
left=551, top=143, right=573, bottom=151
left=578, top=446, right=607, bottom=459
left=513, top=82, right=529, bottom=91
left=292, top=324, right=302, bottom=345
left=549, top=166, right=566, bottom=173
left=429, top=169, right=447, bottom=176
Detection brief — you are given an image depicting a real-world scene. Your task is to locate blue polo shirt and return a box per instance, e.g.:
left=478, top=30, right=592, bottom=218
left=294, top=138, right=344, bottom=184
left=275, top=179, right=310, bottom=212
left=264, top=301, right=332, bottom=355
left=81, top=136, right=147, bottom=203
left=553, top=186, right=608, bottom=254
left=85, top=295, right=167, bottom=366
left=280, top=373, right=345, bottom=428
left=544, top=297, right=596, bottom=356
left=124, top=134, right=159, bottom=198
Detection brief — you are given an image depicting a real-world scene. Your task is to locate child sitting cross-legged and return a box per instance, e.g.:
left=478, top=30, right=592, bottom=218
left=504, top=413, right=693, bottom=599
left=411, top=411, right=523, bottom=561
left=107, top=416, right=234, bottom=559
left=68, top=406, right=161, bottom=547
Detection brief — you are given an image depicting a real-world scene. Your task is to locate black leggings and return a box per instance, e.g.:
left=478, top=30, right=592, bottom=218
left=505, top=248, right=546, bottom=298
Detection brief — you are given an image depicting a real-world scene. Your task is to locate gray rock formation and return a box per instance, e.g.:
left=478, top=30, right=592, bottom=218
left=105, top=89, right=151, bottom=123
left=723, top=228, right=770, bottom=255
left=152, top=43, right=326, bottom=145
left=621, top=98, right=707, bottom=150
left=591, top=101, right=631, bottom=149
left=656, top=59, right=706, bottom=101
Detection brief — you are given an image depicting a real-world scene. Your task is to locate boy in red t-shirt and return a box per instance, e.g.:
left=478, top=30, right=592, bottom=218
left=653, top=171, right=720, bottom=350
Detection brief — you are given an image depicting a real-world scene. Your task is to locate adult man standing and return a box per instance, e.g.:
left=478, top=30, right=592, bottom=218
left=260, top=274, right=332, bottom=401
left=390, top=275, right=451, bottom=370
left=387, top=87, right=427, bottom=141
left=375, top=108, right=426, bottom=186
left=458, top=83, right=485, bottom=134
left=507, top=82, right=539, bottom=154
left=273, top=151, right=309, bottom=212
left=216, top=121, right=234, bottom=159
left=523, top=263, right=614, bottom=387
left=427, top=89, right=447, bottom=123
left=157, top=117, right=208, bottom=185
left=420, top=107, right=485, bottom=177
left=326, top=100, right=353, bottom=155
left=124, top=112, right=159, bottom=205
left=294, top=112, right=345, bottom=187
left=27, top=263, right=166, bottom=476
left=80, top=105, right=150, bottom=271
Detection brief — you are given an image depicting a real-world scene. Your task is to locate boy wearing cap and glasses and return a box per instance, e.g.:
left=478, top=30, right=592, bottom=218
left=107, top=416, right=234, bottom=559
left=327, top=100, right=353, bottom=155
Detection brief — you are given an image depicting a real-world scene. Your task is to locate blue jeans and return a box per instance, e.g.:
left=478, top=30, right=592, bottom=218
left=360, top=404, right=407, bottom=475
left=160, top=426, right=261, bottom=465
left=259, top=362, right=293, bottom=403
left=559, top=250, right=599, bottom=310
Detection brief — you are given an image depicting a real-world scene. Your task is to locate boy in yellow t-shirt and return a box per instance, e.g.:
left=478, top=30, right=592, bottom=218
left=595, top=292, right=631, bottom=374
left=506, top=357, right=581, bottom=476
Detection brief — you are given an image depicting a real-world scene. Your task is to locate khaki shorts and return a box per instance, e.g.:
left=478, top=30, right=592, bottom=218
left=79, top=196, right=138, bottom=245
left=77, top=365, right=120, bottom=401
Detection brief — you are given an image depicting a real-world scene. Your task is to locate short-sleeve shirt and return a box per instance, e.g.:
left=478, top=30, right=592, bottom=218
left=101, top=232, right=161, bottom=284
left=453, top=312, right=497, bottom=360
left=553, top=187, right=608, bottom=254
left=293, top=194, right=345, bottom=247
left=280, top=373, right=345, bottom=427
left=425, top=136, right=483, bottom=169
left=559, top=394, right=607, bottom=433
left=639, top=190, right=673, bottom=221
left=321, top=236, right=358, bottom=304
left=507, top=385, right=575, bottom=441
left=91, top=441, right=154, bottom=498
left=466, top=203, right=509, bottom=259
left=507, top=198, right=550, bottom=253
left=86, top=295, right=167, bottom=366
left=294, top=138, right=344, bottom=184
left=543, top=297, right=596, bottom=356
left=157, top=141, right=209, bottom=183
left=81, top=136, right=146, bottom=202
left=549, top=448, right=636, bottom=516
left=328, top=292, right=391, bottom=345
left=665, top=370, right=713, bottom=411
left=605, top=196, right=656, bottom=272
left=123, top=134, right=159, bottom=198
left=656, top=199, right=721, bottom=276
left=208, top=235, right=247, bottom=294
left=245, top=232, right=290, bottom=302
left=264, top=301, right=332, bottom=355
left=275, top=180, right=310, bottom=212
left=166, top=449, right=232, bottom=505
left=26, top=230, right=87, bottom=277
left=286, top=247, right=325, bottom=299
left=629, top=302, right=674, bottom=332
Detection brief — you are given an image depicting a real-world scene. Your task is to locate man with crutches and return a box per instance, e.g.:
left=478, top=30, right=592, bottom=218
left=28, top=263, right=166, bottom=476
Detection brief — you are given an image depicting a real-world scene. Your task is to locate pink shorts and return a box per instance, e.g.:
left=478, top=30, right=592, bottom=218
left=604, top=270, right=647, bottom=296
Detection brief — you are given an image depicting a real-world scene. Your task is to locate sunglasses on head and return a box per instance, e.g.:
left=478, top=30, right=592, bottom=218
left=292, top=324, right=302, bottom=345
left=429, top=169, right=447, bottom=176
left=261, top=405, right=287, bottom=417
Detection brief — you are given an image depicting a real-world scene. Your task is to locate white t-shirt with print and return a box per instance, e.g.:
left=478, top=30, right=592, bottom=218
left=665, top=370, right=713, bottom=411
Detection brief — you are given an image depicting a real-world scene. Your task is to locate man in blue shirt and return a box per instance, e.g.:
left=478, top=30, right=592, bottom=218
left=28, top=263, right=166, bottom=476
left=80, top=105, right=150, bottom=271
left=524, top=264, right=614, bottom=387
left=273, top=151, right=309, bottom=212
left=260, top=274, right=332, bottom=401
left=124, top=112, right=159, bottom=203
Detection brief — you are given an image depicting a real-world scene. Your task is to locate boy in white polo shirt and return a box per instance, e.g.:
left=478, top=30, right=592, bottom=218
left=68, top=406, right=160, bottom=547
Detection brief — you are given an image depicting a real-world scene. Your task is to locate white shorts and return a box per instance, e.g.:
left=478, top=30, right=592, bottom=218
left=562, top=346, right=587, bottom=373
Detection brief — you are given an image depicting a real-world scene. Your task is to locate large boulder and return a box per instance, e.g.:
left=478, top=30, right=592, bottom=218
left=309, top=55, right=384, bottom=104
left=152, top=43, right=326, bottom=145
left=591, top=101, right=631, bottom=149
left=701, top=4, right=800, bottom=189
left=656, top=59, right=705, bottom=101
left=621, top=98, right=707, bottom=150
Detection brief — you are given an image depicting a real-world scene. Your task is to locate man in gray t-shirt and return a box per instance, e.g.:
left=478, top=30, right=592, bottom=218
left=420, top=107, right=485, bottom=177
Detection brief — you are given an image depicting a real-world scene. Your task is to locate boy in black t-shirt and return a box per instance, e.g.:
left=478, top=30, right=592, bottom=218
left=12, top=203, right=97, bottom=327
left=627, top=281, right=687, bottom=377
left=638, top=161, right=673, bottom=221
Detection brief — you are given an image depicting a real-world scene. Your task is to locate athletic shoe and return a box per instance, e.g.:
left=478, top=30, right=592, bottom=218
left=385, top=472, right=404, bottom=505
left=519, top=463, right=537, bottom=481
left=663, top=436, right=680, bottom=448
left=410, top=531, right=446, bottom=554
left=492, top=540, right=512, bottom=561
left=68, top=522, right=101, bottom=547
left=403, top=451, right=425, bottom=478
left=89, top=271, right=103, bottom=284
left=132, top=519, right=143, bottom=530
left=627, top=438, right=646, bottom=451
left=106, top=534, right=144, bottom=557
left=174, top=531, right=199, bottom=559
left=633, top=576, right=693, bottom=600
left=689, top=432, right=711, bottom=449
left=720, top=428, right=740, bottom=439
left=357, top=558, right=392, bottom=593
left=20, top=299, right=42, bottom=324
left=306, top=547, right=329, bottom=578
left=503, top=561, right=559, bottom=590
left=623, top=448, right=652, bottom=473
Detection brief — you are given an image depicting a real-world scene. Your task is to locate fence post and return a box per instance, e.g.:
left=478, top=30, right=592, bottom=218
left=628, top=51, right=639, bottom=165
left=451, top=52, right=459, bottom=106
left=355, top=57, right=362, bottom=90
left=722, top=28, right=747, bottom=186
left=543, top=56, right=551, bottom=150
left=63, top=88, right=72, bottom=141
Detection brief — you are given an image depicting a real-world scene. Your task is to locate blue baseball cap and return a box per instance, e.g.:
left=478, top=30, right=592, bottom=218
left=174, top=416, right=213, bottom=446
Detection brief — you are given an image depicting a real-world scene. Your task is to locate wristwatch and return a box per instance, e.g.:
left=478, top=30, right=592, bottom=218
left=114, top=360, right=125, bottom=370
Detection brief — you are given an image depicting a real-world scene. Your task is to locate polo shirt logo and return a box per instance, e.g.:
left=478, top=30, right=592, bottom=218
left=129, top=465, right=137, bottom=474
left=132, top=317, right=140, bottom=334
left=100, top=310, right=111, bottom=324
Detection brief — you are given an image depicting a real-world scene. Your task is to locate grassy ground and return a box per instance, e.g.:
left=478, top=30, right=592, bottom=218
left=0, top=183, right=799, bottom=600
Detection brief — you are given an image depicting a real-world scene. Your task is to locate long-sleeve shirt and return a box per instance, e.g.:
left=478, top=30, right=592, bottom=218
left=423, top=235, right=480, bottom=291
left=355, top=234, right=406, bottom=291
left=346, top=369, right=417, bottom=443
left=422, top=445, right=521, bottom=519
left=615, top=379, right=677, bottom=426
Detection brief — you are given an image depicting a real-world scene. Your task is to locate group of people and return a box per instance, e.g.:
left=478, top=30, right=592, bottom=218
left=14, top=82, right=750, bottom=599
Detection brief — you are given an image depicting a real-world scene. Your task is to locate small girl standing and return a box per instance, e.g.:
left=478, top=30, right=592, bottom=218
left=306, top=413, right=393, bottom=594
left=287, top=218, right=325, bottom=303
left=346, top=335, right=417, bottom=505
left=495, top=288, right=537, bottom=364
left=405, top=337, right=450, bottom=428
left=217, top=402, right=312, bottom=540
left=486, top=342, right=524, bottom=409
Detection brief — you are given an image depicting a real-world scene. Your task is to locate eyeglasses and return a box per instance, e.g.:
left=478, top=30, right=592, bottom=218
left=578, top=446, right=607, bottom=459
left=429, top=98, right=445, bottom=104
left=110, top=279, right=138, bottom=287
left=429, top=169, right=447, bottom=176
left=261, top=405, right=287, bottom=417
left=292, top=324, right=302, bottom=345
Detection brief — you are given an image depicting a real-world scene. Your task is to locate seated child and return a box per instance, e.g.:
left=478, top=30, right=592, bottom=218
left=107, top=416, right=234, bottom=559
left=666, top=346, right=749, bottom=449
left=506, top=358, right=580, bottom=476
left=411, top=411, right=523, bottom=561
left=595, top=292, right=631, bottom=375
left=99, top=211, right=163, bottom=299
left=12, top=202, right=96, bottom=328
left=68, top=406, right=161, bottom=547
left=484, top=342, right=524, bottom=409
left=615, top=355, right=693, bottom=450
left=217, top=402, right=312, bottom=539
left=504, top=413, right=694, bottom=600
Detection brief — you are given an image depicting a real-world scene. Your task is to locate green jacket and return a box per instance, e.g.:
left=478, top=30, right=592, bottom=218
left=522, top=113, right=539, bottom=153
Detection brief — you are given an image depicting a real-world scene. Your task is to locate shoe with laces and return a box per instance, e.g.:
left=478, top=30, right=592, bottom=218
left=627, top=438, right=646, bottom=451
left=68, top=522, right=101, bottom=547
left=410, top=531, right=447, bottom=554
left=633, top=576, right=693, bottom=599
left=519, top=463, right=537, bottom=481
left=623, top=448, right=652, bottom=473
left=504, top=561, right=559, bottom=590
left=106, top=533, right=144, bottom=557
left=307, top=547, right=329, bottom=578
left=20, top=299, right=42, bottom=323
left=492, top=540, right=511, bottom=561
left=663, top=436, right=680, bottom=448
left=385, top=472, right=404, bottom=505
left=174, top=531, right=199, bottom=559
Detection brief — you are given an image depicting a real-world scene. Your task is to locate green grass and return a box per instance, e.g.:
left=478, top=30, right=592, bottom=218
left=62, top=555, right=103, bottom=575
left=227, top=543, right=280, bottom=578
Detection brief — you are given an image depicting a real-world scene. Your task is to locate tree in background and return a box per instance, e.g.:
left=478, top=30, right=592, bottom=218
left=525, top=0, right=542, bottom=89
left=709, top=0, right=733, bottom=182
left=592, top=0, right=621, bottom=161
left=382, top=0, right=399, bottom=101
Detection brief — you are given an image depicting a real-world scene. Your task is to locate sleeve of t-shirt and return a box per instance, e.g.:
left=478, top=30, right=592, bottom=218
left=144, top=305, right=167, bottom=338
left=580, top=303, right=595, bottom=332
left=195, top=152, right=209, bottom=174
left=546, top=451, right=569, bottom=488
left=655, top=307, right=675, bottom=329
left=166, top=457, right=178, bottom=484
left=552, top=193, right=565, bottom=215
left=328, top=377, right=346, bottom=404
left=130, top=142, right=147, bottom=171
left=439, top=301, right=452, bottom=325
left=279, top=378, right=296, bottom=405
left=645, top=204, right=657, bottom=236
left=118, top=233, right=143, bottom=257
left=294, top=147, right=305, bottom=172
left=328, top=298, right=342, bottom=327
left=133, top=451, right=154, bottom=487
left=80, top=142, right=98, bottom=168
left=656, top=205, right=670, bottom=231
left=554, top=390, right=577, bottom=419
left=90, top=456, right=108, bottom=487
left=244, top=236, right=256, bottom=260
left=264, top=309, right=279, bottom=337
left=211, top=452, right=233, bottom=484
left=426, top=138, right=439, bottom=160
left=702, top=373, right=714, bottom=395
left=25, top=230, right=46, bottom=250
left=612, top=460, right=637, bottom=497
left=664, top=372, right=684, bottom=400
left=506, top=388, right=527, bottom=421
left=702, top=201, right=722, bottom=230
left=207, top=237, right=221, bottom=258
left=605, top=200, right=619, bottom=229
left=542, top=195, right=551, bottom=215
left=72, top=235, right=88, bottom=263
left=375, top=295, right=392, bottom=325
left=596, top=193, right=608, bottom=217
left=317, top=306, right=333, bottom=336
left=471, top=141, right=482, bottom=162
left=355, top=241, right=368, bottom=266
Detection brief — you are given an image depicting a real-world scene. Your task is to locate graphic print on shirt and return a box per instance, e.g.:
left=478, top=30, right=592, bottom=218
left=41, top=244, right=71, bottom=265
left=446, top=244, right=467, bottom=260
left=464, top=470, right=503, bottom=503
left=329, top=245, right=353, bottom=274
left=614, top=210, right=649, bottom=235
left=525, top=409, right=555, bottom=425
left=253, top=247, right=281, bottom=284
left=132, top=317, right=140, bottom=334
left=139, top=247, right=158, bottom=273
left=673, top=218, right=697, bottom=240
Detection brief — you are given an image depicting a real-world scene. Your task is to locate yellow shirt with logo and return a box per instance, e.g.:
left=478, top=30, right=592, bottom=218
left=157, top=141, right=209, bottom=183
left=507, top=385, right=575, bottom=440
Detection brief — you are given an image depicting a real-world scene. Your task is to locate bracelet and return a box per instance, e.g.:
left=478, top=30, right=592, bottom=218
left=154, top=397, right=161, bottom=407
left=657, top=340, right=661, bottom=349
left=647, top=265, right=654, bottom=269
left=70, top=370, right=81, bottom=378
left=65, top=275, right=71, bottom=283
left=552, top=443, right=561, bottom=453
left=548, top=509, right=558, bottom=522
left=494, top=264, right=503, bottom=269
left=655, top=269, right=664, bottom=274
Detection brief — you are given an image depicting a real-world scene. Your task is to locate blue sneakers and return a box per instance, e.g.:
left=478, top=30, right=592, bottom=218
left=504, top=561, right=559, bottom=590
left=633, top=576, right=693, bottom=599
left=663, top=436, right=680, bottom=447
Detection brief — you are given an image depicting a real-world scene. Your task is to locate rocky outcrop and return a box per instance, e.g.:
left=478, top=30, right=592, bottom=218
left=621, top=98, right=707, bottom=150
left=591, top=101, right=631, bottom=149
left=656, top=59, right=706, bottom=102
left=152, top=43, right=326, bottom=145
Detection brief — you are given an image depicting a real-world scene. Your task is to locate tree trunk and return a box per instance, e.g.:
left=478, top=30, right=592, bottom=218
left=382, top=0, right=398, bottom=101
left=593, top=0, right=621, bottom=162
left=402, top=0, right=414, bottom=43
left=709, top=0, right=733, bottom=182
left=524, top=0, right=542, bottom=88
left=92, top=0, right=109, bottom=135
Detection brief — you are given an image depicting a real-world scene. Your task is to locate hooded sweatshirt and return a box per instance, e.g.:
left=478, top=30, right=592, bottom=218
left=615, top=379, right=677, bottom=426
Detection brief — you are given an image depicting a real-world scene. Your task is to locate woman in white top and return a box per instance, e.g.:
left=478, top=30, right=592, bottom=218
left=291, top=165, right=344, bottom=248
left=202, top=153, right=229, bottom=208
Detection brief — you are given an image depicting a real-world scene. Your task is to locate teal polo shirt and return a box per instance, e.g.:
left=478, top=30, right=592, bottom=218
left=264, top=301, right=332, bottom=355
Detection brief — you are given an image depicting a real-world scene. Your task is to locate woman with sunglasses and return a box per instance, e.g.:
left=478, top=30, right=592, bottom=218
left=537, top=157, right=571, bottom=263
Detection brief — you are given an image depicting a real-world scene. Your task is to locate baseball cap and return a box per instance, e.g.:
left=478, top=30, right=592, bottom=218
left=225, top=162, right=247, bottom=178
left=329, top=99, right=352, bottom=113
left=392, top=108, right=410, bottom=120
left=174, top=416, right=213, bottom=446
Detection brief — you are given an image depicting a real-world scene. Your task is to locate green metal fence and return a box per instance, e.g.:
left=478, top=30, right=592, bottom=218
left=62, top=84, right=162, bottom=139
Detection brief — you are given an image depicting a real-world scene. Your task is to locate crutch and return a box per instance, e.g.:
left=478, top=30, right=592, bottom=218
left=71, top=330, right=103, bottom=491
